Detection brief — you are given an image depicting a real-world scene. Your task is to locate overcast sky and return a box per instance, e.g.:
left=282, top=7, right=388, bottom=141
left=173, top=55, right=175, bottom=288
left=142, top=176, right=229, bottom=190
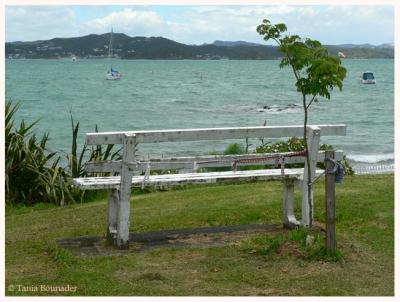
left=5, top=5, right=394, bottom=45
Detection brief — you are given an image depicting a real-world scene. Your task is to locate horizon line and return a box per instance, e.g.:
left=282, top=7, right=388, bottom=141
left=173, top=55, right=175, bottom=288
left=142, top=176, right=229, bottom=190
left=5, top=32, right=395, bottom=47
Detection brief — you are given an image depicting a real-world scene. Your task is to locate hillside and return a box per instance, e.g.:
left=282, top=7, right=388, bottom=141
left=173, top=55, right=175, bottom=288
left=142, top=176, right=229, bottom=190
left=5, top=33, right=394, bottom=60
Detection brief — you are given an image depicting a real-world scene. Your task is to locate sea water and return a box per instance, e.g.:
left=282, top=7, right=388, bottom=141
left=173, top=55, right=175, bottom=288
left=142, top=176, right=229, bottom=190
left=5, top=59, right=394, bottom=169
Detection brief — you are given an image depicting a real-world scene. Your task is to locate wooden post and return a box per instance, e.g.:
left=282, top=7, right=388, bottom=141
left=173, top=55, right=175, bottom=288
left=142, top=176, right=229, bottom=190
left=325, top=150, right=336, bottom=254
left=282, top=177, right=300, bottom=228
left=301, top=126, right=320, bottom=227
left=116, top=133, right=136, bottom=249
left=106, top=189, right=119, bottom=244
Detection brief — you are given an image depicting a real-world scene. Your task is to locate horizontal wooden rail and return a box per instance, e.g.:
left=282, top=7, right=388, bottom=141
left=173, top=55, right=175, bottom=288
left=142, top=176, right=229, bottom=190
left=86, top=124, right=346, bottom=145
left=84, top=150, right=344, bottom=173
left=74, top=168, right=324, bottom=190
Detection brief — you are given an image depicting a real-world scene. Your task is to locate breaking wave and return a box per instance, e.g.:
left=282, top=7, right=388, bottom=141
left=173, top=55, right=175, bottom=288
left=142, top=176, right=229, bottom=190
left=347, top=153, right=394, bottom=164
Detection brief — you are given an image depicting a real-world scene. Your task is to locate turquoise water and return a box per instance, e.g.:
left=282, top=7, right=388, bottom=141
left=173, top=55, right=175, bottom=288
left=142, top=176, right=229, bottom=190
left=5, top=59, right=394, bottom=163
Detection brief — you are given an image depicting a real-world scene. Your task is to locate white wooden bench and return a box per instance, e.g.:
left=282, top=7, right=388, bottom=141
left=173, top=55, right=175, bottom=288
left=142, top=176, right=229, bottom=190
left=73, top=125, right=346, bottom=249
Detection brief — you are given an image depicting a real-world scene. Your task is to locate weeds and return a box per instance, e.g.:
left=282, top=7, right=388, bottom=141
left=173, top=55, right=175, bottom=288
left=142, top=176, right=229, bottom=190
left=241, top=228, right=343, bottom=262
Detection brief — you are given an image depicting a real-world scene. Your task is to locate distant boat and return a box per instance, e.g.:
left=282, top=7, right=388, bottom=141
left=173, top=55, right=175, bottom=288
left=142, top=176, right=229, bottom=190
left=105, top=28, right=122, bottom=80
left=338, top=51, right=346, bottom=58
left=360, top=71, right=376, bottom=84
left=71, top=55, right=77, bottom=62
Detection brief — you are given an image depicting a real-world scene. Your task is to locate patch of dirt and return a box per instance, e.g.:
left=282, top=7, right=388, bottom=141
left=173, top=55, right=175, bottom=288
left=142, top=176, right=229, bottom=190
left=57, top=223, right=282, bottom=257
left=312, top=221, right=326, bottom=232
left=276, top=241, right=306, bottom=258
left=172, top=233, right=218, bottom=246
left=134, top=272, right=166, bottom=281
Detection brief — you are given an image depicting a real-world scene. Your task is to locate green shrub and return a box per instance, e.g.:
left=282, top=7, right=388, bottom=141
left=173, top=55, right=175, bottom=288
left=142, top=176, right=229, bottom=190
left=66, top=117, right=122, bottom=202
left=5, top=102, right=72, bottom=205
left=256, top=137, right=354, bottom=175
left=201, top=143, right=251, bottom=172
left=256, top=137, right=305, bottom=153
left=67, top=116, right=122, bottom=179
left=5, top=102, right=122, bottom=206
left=223, top=143, right=246, bottom=155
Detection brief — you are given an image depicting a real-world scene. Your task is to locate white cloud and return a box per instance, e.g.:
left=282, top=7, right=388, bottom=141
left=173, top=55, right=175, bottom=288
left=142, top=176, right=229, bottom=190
left=80, top=9, right=164, bottom=37
left=5, top=5, right=394, bottom=45
left=6, top=6, right=77, bottom=41
left=283, top=6, right=394, bottom=44
left=166, top=6, right=323, bottom=44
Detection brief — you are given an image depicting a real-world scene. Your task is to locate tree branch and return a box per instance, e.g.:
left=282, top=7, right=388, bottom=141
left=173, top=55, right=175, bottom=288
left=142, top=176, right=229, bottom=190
left=273, top=38, right=301, bottom=81
left=306, top=94, right=317, bottom=110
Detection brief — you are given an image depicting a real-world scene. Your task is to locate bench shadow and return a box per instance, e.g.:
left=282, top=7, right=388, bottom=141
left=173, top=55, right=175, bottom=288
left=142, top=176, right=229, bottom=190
left=56, top=223, right=284, bottom=257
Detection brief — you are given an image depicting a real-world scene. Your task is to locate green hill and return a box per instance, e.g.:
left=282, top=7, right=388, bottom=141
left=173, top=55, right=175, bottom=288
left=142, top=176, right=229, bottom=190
left=5, top=33, right=394, bottom=60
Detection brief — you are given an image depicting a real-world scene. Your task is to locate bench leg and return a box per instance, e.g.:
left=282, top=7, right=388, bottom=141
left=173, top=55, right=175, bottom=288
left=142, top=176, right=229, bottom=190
left=301, top=177, right=313, bottom=227
left=283, top=178, right=300, bottom=229
left=301, top=126, right=320, bottom=227
left=106, top=189, right=119, bottom=244
left=116, top=176, right=133, bottom=249
left=116, top=134, right=136, bottom=249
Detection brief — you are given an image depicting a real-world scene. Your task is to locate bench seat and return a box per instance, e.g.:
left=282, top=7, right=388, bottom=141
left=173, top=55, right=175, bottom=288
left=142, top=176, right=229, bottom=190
left=73, top=168, right=324, bottom=190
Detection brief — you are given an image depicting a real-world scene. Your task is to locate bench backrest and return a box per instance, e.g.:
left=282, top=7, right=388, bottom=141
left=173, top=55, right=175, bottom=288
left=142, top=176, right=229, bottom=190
left=84, top=124, right=346, bottom=174
left=86, top=124, right=346, bottom=145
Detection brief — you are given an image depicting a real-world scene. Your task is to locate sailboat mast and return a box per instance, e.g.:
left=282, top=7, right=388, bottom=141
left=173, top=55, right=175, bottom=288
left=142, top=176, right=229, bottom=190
left=108, top=28, right=113, bottom=69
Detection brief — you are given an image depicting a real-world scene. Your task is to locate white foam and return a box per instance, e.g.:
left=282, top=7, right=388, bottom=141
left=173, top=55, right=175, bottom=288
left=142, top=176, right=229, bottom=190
left=347, top=153, right=394, bottom=163
left=353, top=164, right=394, bottom=175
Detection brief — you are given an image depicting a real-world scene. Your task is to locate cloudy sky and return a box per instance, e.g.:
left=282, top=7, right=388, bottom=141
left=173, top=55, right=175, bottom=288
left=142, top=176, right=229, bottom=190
left=5, top=5, right=394, bottom=45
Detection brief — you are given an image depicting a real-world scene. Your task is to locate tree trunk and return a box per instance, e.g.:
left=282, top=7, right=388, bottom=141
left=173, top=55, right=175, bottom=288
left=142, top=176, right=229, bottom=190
left=302, top=94, right=312, bottom=231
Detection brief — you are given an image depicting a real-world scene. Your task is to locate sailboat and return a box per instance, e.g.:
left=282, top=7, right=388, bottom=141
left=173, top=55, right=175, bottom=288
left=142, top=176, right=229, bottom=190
left=105, top=28, right=122, bottom=80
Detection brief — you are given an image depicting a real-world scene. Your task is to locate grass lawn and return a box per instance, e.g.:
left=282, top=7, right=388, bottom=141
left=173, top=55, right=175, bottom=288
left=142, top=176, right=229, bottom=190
left=5, top=174, right=394, bottom=296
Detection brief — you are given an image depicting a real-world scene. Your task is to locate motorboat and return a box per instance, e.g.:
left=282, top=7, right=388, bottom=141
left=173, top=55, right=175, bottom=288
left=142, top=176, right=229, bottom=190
left=360, top=71, right=376, bottom=84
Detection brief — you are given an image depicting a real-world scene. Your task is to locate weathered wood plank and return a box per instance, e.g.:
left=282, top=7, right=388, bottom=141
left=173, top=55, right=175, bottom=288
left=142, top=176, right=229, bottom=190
left=86, top=124, right=346, bottom=145
left=84, top=150, right=344, bottom=173
left=325, top=150, right=336, bottom=254
left=146, top=150, right=344, bottom=163
left=85, top=161, right=122, bottom=173
left=116, top=134, right=136, bottom=249
left=106, top=189, right=119, bottom=244
left=301, top=126, right=321, bottom=227
left=282, top=177, right=300, bottom=228
left=73, top=168, right=325, bottom=190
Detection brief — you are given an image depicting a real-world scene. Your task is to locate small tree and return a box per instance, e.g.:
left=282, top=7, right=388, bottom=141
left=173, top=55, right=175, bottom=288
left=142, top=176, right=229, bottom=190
left=256, top=19, right=347, bottom=231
